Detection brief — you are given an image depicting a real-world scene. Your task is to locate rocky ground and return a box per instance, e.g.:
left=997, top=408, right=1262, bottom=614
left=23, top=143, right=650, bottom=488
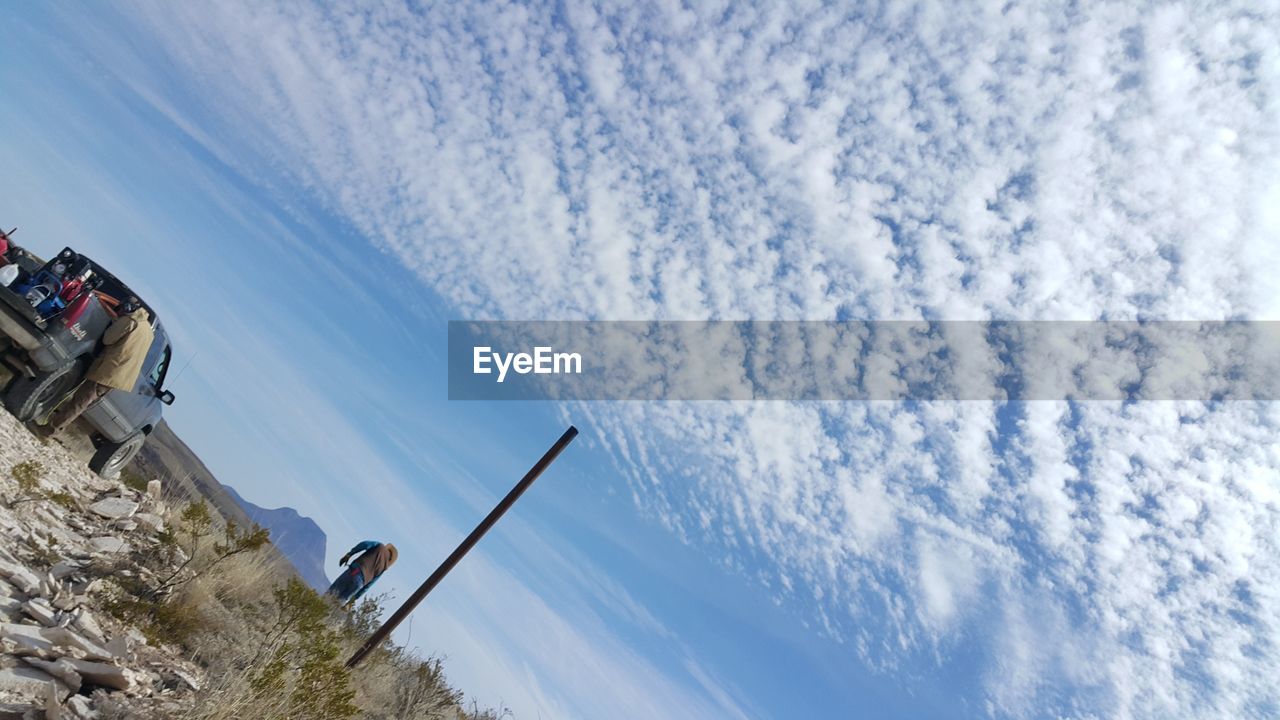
left=1, top=403, right=498, bottom=720
left=1, top=410, right=203, bottom=719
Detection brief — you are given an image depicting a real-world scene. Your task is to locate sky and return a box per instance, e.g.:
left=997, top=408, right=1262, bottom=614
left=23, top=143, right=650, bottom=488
left=1, top=1, right=1278, bottom=719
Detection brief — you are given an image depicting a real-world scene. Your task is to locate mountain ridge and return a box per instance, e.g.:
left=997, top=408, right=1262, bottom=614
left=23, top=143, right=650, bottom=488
left=130, top=420, right=331, bottom=592
left=222, top=483, right=330, bottom=591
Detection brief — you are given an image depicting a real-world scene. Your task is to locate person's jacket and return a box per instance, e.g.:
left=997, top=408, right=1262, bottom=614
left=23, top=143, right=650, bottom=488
left=344, top=541, right=398, bottom=602
left=87, top=308, right=154, bottom=391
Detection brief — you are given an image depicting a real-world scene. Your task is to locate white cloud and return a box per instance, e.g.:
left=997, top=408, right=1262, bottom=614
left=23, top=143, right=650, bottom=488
left=53, top=0, right=1280, bottom=716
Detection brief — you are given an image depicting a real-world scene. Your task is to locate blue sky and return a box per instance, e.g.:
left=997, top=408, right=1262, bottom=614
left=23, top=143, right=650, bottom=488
left=2, top=2, right=1278, bottom=719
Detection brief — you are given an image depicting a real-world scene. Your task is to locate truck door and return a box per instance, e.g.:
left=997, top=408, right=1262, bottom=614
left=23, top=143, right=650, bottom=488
left=91, top=332, right=168, bottom=441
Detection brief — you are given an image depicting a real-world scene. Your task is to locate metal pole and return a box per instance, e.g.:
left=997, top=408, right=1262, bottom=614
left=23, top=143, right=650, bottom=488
left=346, top=425, right=579, bottom=668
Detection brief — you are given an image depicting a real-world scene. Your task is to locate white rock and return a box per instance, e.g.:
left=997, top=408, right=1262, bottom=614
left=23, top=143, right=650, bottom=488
left=0, top=624, right=117, bottom=662
left=51, top=592, right=82, bottom=612
left=72, top=610, right=105, bottom=645
left=0, top=667, right=68, bottom=701
left=60, top=659, right=131, bottom=692
left=35, top=506, right=65, bottom=525
left=170, top=667, right=201, bottom=692
left=112, top=520, right=137, bottom=532
left=0, top=624, right=54, bottom=656
left=86, top=498, right=137, bottom=521
left=21, top=658, right=81, bottom=694
left=103, top=636, right=130, bottom=661
left=0, top=702, right=35, bottom=720
left=124, top=628, right=147, bottom=647
left=82, top=475, right=115, bottom=494
left=65, top=695, right=96, bottom=719
left=0, top=597, right=21, bottom=622
left=48, top=563, right=81, bottom=582
left=87, top=537, right=130, bottom=555
left=21, top=599, right=57, bottom=628
left=132, top=514, right=164, bottom=533
left=146, top=480, right=162, bottom=500
left=0, top=559, right=41, bottom=595
left=44, top=682, right=60, bottom=720
left=42, top=627, right=117, bottom=662
left=41, top=526, right=90, bottom=551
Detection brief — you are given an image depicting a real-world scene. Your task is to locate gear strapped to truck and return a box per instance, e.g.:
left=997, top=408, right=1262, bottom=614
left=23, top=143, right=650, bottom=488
left=0, top=228, right=177, bottom=479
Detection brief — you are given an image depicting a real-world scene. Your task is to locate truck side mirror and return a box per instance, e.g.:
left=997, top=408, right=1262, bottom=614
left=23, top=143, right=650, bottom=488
left=159, top=390, right=175, bottom=405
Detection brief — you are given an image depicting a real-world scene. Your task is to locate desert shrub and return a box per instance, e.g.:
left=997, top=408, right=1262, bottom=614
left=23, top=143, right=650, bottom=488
left=248, top=580, right=349, bottom=714
left=26, top=535, right=62, bottom=568
left=7, top=459, right=82, bottom=511
left=360, top=653, right=466, bottom=720
left=105, top=592, right=206, bottom=647
left=152, top=501, right=270, bottom=598
left=200, top=544, right=280, bottom=608
left=338, top=595, right=465, bottom=719
left=45, top=490, right=78, bottom=510
left=11, top=459, right=43, bottom=487
left=6, top=459, right=45, bottom=507
left=343, top=594, right=387, bottom=639
left=182, top=582, right=498, bottom=720
left=106, top=501, right=270, bottom=647
left=101, top=572, right=206, bottom=647
left=187, top=578, right=358, bottom=720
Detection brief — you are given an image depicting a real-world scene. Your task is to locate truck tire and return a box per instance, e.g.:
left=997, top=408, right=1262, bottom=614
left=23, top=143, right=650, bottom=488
left=89, top=431, right=146, bottom=480
left=5, top=360, right=86, bottom=422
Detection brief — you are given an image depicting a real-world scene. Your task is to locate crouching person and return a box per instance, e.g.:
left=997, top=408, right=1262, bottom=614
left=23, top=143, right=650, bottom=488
left=42, top=298, right=153, bottom=436
left=328, top=540, right=398, bottom=607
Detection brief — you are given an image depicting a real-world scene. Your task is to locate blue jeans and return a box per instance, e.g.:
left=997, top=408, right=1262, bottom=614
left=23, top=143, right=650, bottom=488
left=327, top=566, right=364, bottom=603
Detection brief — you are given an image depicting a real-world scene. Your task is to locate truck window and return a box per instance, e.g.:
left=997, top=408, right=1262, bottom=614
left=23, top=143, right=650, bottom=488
left=150, top=345, right=171, bottom=387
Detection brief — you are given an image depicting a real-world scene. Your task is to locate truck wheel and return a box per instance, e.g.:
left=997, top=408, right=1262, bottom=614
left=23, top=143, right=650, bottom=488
left=5, top=360, right=85, bottom=422
left=89, top=431, right=146, bottom=480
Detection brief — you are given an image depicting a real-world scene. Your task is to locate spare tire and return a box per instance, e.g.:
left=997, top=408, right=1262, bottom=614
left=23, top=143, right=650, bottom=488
left=89, top=431, right=146, bottom=480
left=5, top=360, right=86, bottom=422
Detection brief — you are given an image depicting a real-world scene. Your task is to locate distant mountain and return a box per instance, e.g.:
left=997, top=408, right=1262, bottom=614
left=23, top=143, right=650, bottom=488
left=130, top=420, right=330, bottom=592
left=132, top=421, right=256, bottom=530
left=222, top=484, right=330, bottom=591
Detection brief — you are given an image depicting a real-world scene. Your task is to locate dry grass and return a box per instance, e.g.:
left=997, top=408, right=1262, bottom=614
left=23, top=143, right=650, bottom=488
left=116, top=501, right=494, bottom=720
left=185, top=670, right=293, bottom=720
left=353, top=656, right=472, bottom=720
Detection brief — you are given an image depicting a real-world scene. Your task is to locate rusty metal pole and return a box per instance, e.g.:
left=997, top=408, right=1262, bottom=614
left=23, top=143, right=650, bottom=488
left=346, top=425, right=579, bottom=668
